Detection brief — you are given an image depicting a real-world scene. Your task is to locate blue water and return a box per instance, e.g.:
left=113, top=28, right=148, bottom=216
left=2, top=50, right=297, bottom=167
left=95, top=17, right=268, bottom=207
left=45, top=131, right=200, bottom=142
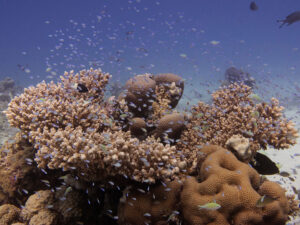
left=0, top=0, right=299, bottom=106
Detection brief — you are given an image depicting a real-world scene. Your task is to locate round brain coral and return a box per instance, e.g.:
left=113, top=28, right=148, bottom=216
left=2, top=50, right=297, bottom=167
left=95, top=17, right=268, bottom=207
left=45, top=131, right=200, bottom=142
left=180, top=145, right=290, bottom=225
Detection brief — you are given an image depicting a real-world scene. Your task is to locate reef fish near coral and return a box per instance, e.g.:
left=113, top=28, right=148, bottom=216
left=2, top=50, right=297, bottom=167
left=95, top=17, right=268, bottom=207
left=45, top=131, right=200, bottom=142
left=76, top=83, right=89, bottom=93
left=278, top=11, right=300, bottom=28
left=198, top=201, right=221, bottom=210
left=256, top=195, right=277, bottom=207
left=250, top=152, right=279, bottom=175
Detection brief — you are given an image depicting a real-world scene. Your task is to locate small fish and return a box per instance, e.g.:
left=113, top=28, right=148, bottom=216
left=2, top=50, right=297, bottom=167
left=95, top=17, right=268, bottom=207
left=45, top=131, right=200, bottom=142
left=76, top=83, right=88, bottom=93
left=210, top=40, right=220, bottom=46
left=64, top=186, right=72, bottom=196
left=250, top=152, right=279, bottom=175
left=198, top=201, right=221, bottom=210
left=256, top=195, right=277, bottom=207
left=279, top=171, right=290, bottom=177
left=250, top=1, right=258, bottom=11
left=250, top=94, right=262, bottom=102
left=278, top=11, right=300, bottom=28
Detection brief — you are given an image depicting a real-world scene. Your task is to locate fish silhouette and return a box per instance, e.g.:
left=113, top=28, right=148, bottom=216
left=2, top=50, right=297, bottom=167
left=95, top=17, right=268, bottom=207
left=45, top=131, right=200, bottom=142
left=250, top=152, right=279, bottom=175
left=278, top=11, right=300, bottom=28
left=250, top=1, right=258, bottom=11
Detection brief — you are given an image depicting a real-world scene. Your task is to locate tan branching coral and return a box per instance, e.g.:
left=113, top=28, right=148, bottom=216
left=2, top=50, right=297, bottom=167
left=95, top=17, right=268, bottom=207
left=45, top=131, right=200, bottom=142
left=178, top=83, right=298, bottom=167
left=152, top=73, right=184, bottom=109
left=5, top=68, right=111, bottom=136
left=4, top=69, right=189, bottom=184
left=180, top=145, right=290, bottom=225
left=32, top=127, right=186, bottom=182
left=152, top=85, right=172, bottom=120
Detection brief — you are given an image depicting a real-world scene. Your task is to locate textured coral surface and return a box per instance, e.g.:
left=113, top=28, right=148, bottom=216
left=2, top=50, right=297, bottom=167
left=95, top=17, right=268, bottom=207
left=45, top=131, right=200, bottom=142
left=181, top=145, right=289, bottom=225
left=0, top=69, right=298, bottom=225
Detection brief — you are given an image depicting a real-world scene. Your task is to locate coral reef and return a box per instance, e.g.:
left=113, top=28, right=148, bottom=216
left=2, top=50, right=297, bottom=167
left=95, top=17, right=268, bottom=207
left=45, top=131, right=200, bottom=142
left=117, top=145, right=294, bottom=225
left=4, top=69, right=187, bottom=183
left=0, top=68, right=299, bottom=225
left=178, top=83, right=298, bottom=170
left=181, top=145, right=289, bottom=225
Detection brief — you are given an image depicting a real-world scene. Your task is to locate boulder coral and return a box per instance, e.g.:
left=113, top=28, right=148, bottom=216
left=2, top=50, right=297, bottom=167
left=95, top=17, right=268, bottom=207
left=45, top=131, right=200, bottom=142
left=181, top=145, right=289, bottom=225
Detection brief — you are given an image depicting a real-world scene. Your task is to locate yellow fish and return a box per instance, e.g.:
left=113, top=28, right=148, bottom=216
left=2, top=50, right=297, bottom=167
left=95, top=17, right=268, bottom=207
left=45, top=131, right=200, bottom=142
left=198, top=201, right=221, bottom=210
left=256, top=195, right=277, bottom=207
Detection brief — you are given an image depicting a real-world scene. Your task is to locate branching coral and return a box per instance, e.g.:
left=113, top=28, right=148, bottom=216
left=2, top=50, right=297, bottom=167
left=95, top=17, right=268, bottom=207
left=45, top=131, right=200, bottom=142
left=5, top=68, right=111, bottom=135
left=33, top=127, right=186, bottom=183
left=178, top=83, right=298, bottom=168
left=5, top=70, right=187, bottom=183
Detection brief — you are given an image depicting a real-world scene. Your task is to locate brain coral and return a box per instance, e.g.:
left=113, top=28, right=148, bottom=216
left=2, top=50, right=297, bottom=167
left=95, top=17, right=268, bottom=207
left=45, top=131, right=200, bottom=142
left=180, top=145, right=289, bottom=225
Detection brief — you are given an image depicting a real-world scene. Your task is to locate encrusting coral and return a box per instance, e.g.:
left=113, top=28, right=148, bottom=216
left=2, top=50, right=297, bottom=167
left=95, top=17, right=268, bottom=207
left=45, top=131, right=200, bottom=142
left=1, top=68, right=299, bottom=225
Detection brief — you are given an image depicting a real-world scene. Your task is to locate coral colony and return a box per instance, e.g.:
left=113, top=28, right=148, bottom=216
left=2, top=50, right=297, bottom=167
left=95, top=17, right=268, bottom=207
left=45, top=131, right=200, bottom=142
left=0, top=68, right=299, bottom=225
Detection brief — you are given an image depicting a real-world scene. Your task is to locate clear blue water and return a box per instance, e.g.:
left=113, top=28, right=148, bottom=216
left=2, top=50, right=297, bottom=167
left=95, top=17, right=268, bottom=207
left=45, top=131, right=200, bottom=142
left=0, top=0, right=299, bottom=108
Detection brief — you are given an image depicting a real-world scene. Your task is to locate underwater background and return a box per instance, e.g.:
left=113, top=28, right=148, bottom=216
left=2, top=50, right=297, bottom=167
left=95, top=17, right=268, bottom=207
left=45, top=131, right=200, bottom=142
left=0, top=0, right=300, bottom=224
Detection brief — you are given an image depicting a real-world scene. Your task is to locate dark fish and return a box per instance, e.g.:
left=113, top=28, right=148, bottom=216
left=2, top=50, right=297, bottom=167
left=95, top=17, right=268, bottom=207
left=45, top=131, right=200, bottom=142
left=278, top=11, right=300, bottom=28
left=77, top=83, right=88, bottom=93
left=250, top=152, right=279, bottom=175
left=250, top=1, right=258, bottom=11
left=279, top=171, right=290, bottom=177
